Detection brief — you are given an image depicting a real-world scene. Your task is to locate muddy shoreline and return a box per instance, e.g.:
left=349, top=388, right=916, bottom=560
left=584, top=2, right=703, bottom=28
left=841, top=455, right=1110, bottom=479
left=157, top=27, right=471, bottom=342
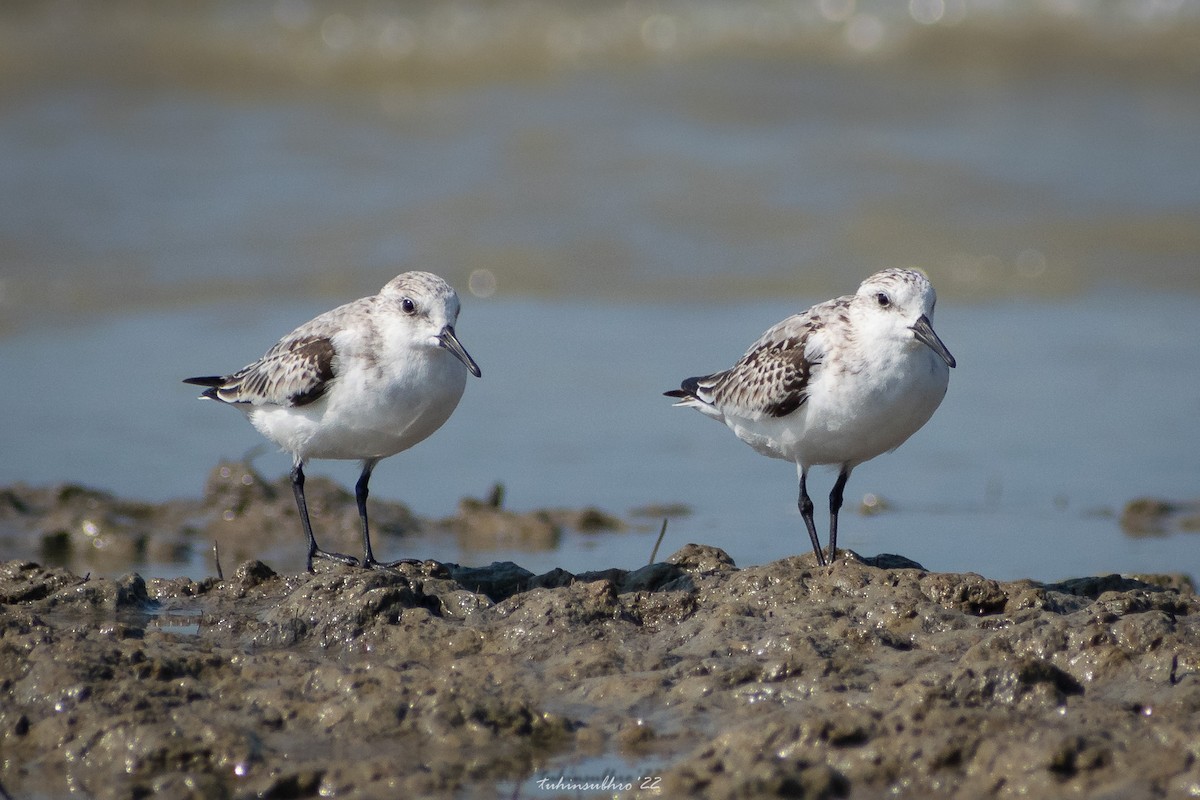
left=2, top=470, right=1199, bottom=798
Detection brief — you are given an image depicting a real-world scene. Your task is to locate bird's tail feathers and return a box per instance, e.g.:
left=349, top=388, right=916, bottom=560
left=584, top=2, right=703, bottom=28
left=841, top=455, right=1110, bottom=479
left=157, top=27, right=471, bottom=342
left=664, top=376, right=710, bottom=408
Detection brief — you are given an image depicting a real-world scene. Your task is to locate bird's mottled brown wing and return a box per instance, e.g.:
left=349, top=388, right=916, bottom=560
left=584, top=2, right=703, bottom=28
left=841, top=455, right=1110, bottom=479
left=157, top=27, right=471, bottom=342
left=188, top=334, right=336, bottom=408
left=707, top=331, right=818, bottom=418
left=669, top=300, right=846, bottom=420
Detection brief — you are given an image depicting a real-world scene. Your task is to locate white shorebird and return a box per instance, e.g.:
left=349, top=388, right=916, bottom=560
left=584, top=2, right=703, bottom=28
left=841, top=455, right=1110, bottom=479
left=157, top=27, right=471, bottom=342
left=666, top=269, right=955, bottom=566
left=185, top=271, right=481, bottom=572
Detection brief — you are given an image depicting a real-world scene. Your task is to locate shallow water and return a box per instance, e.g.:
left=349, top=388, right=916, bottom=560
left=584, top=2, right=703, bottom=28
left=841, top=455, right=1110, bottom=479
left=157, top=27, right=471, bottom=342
left=1, top=0, right=1198, bottom=583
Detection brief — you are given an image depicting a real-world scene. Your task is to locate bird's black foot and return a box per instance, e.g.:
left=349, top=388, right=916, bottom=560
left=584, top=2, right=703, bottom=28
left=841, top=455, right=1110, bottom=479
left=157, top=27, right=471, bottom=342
left=308, top=548, right=361, bottom=572
left=368, top=557, right=423, bottom=570
left=369, top=557, right=449, bottom=577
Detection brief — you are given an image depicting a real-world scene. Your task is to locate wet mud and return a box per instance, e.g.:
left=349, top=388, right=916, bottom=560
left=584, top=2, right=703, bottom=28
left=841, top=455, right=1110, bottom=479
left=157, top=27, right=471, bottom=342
left=1, top=473, right=1199, bottom=798
left=1121, top=497, right=1200, bottom=538
left=0, top=460, right=630, bottom=577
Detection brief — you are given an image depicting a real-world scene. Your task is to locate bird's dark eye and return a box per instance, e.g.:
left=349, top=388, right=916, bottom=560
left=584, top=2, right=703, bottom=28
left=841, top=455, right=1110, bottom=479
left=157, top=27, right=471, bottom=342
left=876, top=292, right=890, bottom=307
left=401, top=298, right=417, bottom=315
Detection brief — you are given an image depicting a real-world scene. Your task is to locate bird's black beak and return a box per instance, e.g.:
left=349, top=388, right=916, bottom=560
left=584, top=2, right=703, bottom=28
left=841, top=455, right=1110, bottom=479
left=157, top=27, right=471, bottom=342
left=909, top=315, right=956, bottom=368
left=438, top=326, right=481, bottom=377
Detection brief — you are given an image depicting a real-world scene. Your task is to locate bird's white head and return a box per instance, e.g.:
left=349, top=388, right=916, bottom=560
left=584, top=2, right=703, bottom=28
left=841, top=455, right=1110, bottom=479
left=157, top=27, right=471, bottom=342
left=380, top=271, right=482, bottom=377
left=855, top=269, right=955, bottom=368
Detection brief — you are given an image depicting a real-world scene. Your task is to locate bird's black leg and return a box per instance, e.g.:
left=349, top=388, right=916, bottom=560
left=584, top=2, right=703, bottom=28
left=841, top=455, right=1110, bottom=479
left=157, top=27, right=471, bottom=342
left=798, top=467, right=827, bottom=566
left=291, top=462, right=319, bottom=572
left=356, top=461, right=425, bottom=571
left=292, top=461, right=357, bottom=572
left=356, top=460, right=378, bottom=568
left=827, top=466, right=851, bottom=564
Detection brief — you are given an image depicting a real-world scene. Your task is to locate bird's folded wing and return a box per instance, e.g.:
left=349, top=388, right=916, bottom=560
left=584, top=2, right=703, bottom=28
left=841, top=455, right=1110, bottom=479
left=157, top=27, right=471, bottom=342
left=702, top=315, right=824, bottom=420
left=211, top=335, right=337, bottom=407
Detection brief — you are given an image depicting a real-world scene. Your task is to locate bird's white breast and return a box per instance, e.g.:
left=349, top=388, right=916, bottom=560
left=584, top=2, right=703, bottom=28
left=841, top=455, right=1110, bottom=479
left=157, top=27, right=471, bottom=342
left=800, top=338, right=948, bottom=466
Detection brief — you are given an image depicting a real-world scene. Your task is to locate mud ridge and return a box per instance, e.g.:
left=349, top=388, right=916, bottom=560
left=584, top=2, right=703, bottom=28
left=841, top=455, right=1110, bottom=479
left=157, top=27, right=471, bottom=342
left=2, top=544, right=1198, bottom=798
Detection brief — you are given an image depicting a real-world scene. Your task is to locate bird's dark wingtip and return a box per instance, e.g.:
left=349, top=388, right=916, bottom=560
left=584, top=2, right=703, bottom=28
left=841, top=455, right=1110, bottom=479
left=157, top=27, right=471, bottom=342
left=182, top=376, right=224, bottom=387
left=665, top=376, right=704, bottom=401
left=183, top=376, right=225, bottom=401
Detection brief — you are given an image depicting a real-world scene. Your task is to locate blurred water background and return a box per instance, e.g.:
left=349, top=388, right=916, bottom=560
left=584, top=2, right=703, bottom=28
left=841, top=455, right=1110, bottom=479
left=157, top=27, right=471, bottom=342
left=1, top=0, right=1198, bottom=582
